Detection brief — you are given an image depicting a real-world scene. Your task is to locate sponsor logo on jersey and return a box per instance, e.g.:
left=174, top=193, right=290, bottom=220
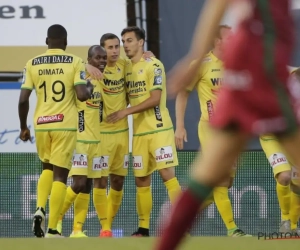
left=155, top=146, right=173, bottom=163
left=78, top=110, right=85, bottom=132
left=154, top=75, right=162, bottom=85
left=32, top=55, right=73, bottom=65
left=210, top=78, right=223, bottom=86
left=73, top=154, right=88, bottom=168
left=154, top=68, right=162, bottom=75
left=268, top=153, right=288, bottom=168
left=154, top=106, right=163, bottom=122
left=211, top=69, right=221, bottom=72
left=37, top=114, right=64, bottom=124
left=132, top=156, right=143, bottom=169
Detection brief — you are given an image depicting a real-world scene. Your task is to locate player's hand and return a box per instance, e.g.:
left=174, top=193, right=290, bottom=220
left=86, top=79, right=94, bottom=95
left=143, top=51, right=155, bottom=59
left=175, top=127, right=187, bottom=150
left=106, top=109, right=129, bottom=124
left=167, top=56, right=200, bottom=99
left=19, top=127, right=32, bottom=142
left=85, top=64, right=103, bottom=80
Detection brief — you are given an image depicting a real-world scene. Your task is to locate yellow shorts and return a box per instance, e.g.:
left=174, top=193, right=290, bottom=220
left=35, top=130, right=76, bottom=169
left=259, top=135, right=299, bottom=184
left=198, top=120, right=237, bottom=178
left=69, top=142, right=102, bottom=178
left=99, top=130, right=129, bottom=177
left=132, top=129, right=178, bottom=177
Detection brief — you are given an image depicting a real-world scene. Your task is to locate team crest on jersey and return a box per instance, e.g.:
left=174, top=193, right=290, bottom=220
left=80, top=71, right=86, bottom=80
left=138, top=69, right=143, bottom=74
left=22, top=68, right=26, bottom=84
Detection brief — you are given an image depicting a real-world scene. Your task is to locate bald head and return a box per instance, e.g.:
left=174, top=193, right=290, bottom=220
left=87, top=45, right=107, bottom=72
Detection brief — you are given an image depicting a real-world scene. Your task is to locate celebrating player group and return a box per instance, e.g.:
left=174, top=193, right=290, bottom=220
left=18, top=0, right=300, bottom=245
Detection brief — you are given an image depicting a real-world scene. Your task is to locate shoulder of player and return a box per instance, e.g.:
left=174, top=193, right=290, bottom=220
left=144, top=57, right=165, bottom=70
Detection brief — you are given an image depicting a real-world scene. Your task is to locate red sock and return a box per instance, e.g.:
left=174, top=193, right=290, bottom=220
left=155, top=189, right=204, bottom=250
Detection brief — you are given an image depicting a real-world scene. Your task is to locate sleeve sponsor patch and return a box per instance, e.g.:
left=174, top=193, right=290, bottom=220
left=154, top=75, right=162, bottom=86
left=22, top=68, right=26, bottom=84
left=80, top=71, right=86, bottom=80
left=154, top=68, right=162, bottom=75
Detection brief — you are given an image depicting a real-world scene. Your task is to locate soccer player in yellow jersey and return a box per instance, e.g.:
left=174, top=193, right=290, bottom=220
left=175, top=25, right=250, bottom=237
left=56, top=45, right=107, bottom=238
left=107, top=26, right=182, bottom=236
left=260, top=68, right=300, bottom=234
left=18, top=24, right=93, bottom=238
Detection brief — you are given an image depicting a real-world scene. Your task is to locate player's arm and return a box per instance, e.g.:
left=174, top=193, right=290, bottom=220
left=18, top=65, right=33, bottom=142
left=167, top=0, right=230, bottom=97
left=74, top=60, right=94, bottom=101
left=107, top=64, right=164, bottom=123
left=175, top=61, right=200, bottom=150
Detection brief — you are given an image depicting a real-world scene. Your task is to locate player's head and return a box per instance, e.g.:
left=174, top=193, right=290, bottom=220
left=100, top=33, right=120, bottom=64
left=46, top=24, right=67, bottom=50
left=87, top=45, right=107, bottom=73
left=213, top=25, right=232, bottom=52
left=121, top=26, right=145, bottom=59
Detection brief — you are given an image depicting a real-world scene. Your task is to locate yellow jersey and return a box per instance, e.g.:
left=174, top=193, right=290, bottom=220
left=76, top=72, right=102, bottom=143
left=126, top=57, right=173, bottom=136
left=187, top=51, right=223, bottom=122
left=21, top=49, right=87, bottom=131
left=100, top=57, right=129, bottom=133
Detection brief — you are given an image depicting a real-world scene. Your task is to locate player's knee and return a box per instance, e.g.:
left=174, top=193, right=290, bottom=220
left=135, top=176, right=151, bottom=187
left=110, top=175, right=124, bottom=191
left=276, top=171, right=291, bottom=186
left=291, top=182, right=300, bottom=195
left=72, top=176, right=88, bottom=193
left=84, top=178, right=93, bottom=194
left=159, top=167, right=175, bottom=182
left=93, top=176, right=108, bottom=189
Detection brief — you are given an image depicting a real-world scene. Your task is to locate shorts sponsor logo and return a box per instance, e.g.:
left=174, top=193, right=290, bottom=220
left=292, top=167, right=300, bottom=179
left=93, top=157, right=102, bottom=171
left=268, top=153, right=288, bottom=168
left=99, top=156, right=109, bottom=169
left=132, top=156, right=143, bottom=169
left=37, top=114, right=64, bottom=125
left=155, top=146, right=173, bottom=163
left=72, top=154, right=88, bottom=168
left=123, top=154, right=129, bottom=169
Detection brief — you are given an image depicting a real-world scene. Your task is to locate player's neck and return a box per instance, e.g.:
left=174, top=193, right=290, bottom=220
left=107, top=61, right=116, bottom=67
left=211, top=49, right=222, bottom=60
left=48, top=45, right=65, bottom=50
left=130, top=50, right=144, bottom=64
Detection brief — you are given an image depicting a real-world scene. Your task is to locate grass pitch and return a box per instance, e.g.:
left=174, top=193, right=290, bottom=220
left=1, top=237, right=300, bottom=250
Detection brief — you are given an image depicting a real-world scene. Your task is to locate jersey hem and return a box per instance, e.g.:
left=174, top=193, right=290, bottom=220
left=35, top=128, right=77, bottom=132
left=133, top=127, right=173, bottom=136
left=100, top=128, right=129, bottom=134
left=77, top=140, right=100, bottom=144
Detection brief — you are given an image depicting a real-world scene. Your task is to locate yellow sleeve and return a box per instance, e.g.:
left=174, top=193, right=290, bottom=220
left=21, top=61, right=34, bottom=90
left=148, top=61, right=164, bottom=91
left=74, top=58, right=87, bottom=86
left=186, top=60, right=203, bottom=92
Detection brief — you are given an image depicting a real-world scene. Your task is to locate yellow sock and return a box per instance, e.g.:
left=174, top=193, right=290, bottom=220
left=290, top=191, right=300, bottom=230
left=136, top=186, right=152, bottom=229
left=276, top=182, right=291, bottom=221
left=93, top=188, right=109, bottom=231
left=107, top=188, right=123, bottom=229
left=48, top=181, right=67, bottom=230
left=201, top=192, right=214, bottom=210
left=59, top=186, right=78, bottom=221
left=164, top=177, right=182, bottom=205
left=37, top=169, right=53, bottom=209
left=73, top=193, right=90, bottom=232
left=213, top=187, right=237, bottom=231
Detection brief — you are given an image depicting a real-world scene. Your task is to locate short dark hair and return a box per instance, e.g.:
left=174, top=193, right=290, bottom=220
left=47, top=24, right=67, bottom=39
left=121, top=26, right=145, bottom=41
left=87, top=45, right=102, bottom=58
left=100, top=33, right=120, bottom=47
